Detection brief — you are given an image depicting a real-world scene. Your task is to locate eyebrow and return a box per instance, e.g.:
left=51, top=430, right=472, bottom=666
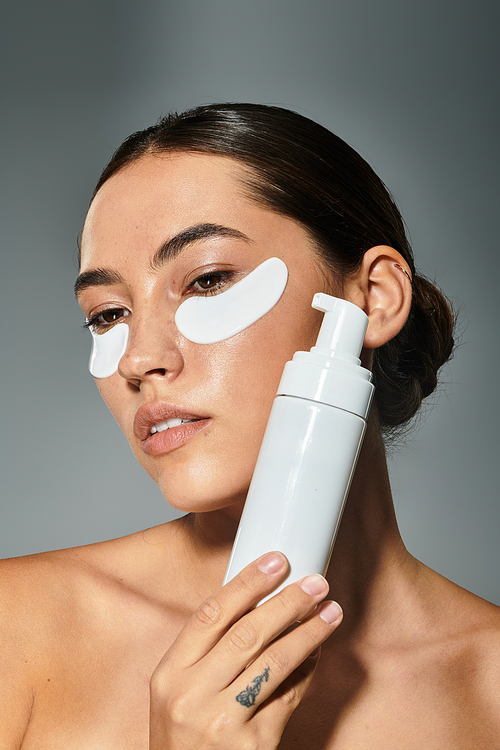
left=150, top=223, right=251, bottom=269
left=74, top=267, right=123, bottom=297
left=74, top=223, right=251, bottom=297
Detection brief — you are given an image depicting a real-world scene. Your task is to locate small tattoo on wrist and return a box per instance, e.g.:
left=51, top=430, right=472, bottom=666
left=235, top=667, right=270, bottom=708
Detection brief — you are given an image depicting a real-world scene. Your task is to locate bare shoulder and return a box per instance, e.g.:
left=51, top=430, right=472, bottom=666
left=442, top=578, right=500, bottom=673
left=0, top=517, right=191, bottom=650
left=0, top=547, right=90, bottom=648
left=463, top=593, right=500, bottom=724
left=0, top=548, right=93, bottom=746
left=0, top=540, right=127, bottom=667
left=0, top=519, right=186, bottom=625
left=0, top=532, right=137, bottom=618
left=0, top=522, right=185, bottom=747
left=440, top=589, right=500, bottom=746
left=423, top=572, right=500, bottom=741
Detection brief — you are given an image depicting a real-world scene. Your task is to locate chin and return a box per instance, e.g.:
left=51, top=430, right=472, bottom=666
left=159, top=486, right=247, bottom=517
left=153, top=464, right=250, bottom=516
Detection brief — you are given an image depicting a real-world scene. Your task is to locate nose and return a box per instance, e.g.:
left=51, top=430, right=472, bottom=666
left=117, top=315, right=185, bottom=387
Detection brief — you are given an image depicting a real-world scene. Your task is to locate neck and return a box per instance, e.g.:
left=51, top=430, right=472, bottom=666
left=324, top=417, right=415, bottom=643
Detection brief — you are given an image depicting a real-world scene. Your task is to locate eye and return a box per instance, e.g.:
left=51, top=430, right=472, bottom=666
left=188, top=270, right=234, bottom=296
left=84, top=308, right=130, bottom=333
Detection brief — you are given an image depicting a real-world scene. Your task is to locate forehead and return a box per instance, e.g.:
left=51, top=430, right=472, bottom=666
left=81, top=153, right=258, bottom=267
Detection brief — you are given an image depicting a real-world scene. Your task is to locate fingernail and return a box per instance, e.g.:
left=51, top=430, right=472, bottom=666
left=258, top=552, right=286, bottom=574
left=319, top=601, right=343, bottom=624
left=300, top=574, right=328, bottom=596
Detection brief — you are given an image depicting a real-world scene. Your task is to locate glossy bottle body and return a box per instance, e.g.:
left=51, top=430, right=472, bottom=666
left=224, top=394, right=366, bottom=595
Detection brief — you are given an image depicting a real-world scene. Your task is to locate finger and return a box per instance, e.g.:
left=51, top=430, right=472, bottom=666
left=162, top=552, right=289, bottom=669
left=198, top=574, right=331, bottom=689
left=255, top=646, right=321, bottom=741
left=228, top=599, right=342, bottom=716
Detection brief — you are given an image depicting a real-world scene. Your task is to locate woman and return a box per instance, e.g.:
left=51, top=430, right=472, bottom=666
left=2, top=104, right=499, bottom=748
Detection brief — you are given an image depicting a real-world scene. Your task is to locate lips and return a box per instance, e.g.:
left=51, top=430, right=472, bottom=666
left=134, top=401, right=210, bottom=455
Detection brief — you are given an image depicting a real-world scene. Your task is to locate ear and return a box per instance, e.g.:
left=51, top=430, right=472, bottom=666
left=342, top=246, right=412, bottom=349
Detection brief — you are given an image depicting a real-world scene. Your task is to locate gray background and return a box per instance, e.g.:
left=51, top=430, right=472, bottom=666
left=2, top=1, right=499, bottom=603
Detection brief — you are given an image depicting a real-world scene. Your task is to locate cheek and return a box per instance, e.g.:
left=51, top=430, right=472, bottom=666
left=205, top=303, right=313, bottom=417
left=94, top=377, right=131, bottom=435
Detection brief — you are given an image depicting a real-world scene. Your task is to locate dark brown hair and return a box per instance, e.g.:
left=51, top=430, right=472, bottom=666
left=91, top=103, right=455, bottom=431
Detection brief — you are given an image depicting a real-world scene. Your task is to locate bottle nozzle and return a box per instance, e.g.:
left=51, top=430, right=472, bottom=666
left=312, top=293, right=368, bottom=361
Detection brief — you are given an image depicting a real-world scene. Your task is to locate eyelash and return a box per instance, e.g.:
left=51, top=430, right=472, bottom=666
left=187, top=270, right=234, bottom=296
left=83, top=271, right=235, bottom=333
left=83, top=308, right=130, bottom=333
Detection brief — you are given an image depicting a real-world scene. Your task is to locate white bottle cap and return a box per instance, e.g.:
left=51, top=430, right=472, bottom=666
left=311, top=293, right=367, bottom=363
left=277, top=293, right=374, bottom=419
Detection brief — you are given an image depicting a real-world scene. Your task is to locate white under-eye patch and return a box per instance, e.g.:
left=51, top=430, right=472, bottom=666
left=175, top=257, right=288, bottom=344
left=89, top=322, right=129, bottom=378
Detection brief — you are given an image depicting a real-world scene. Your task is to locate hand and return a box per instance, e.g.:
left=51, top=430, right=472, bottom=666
left=149, top=552, right=343, bottom=749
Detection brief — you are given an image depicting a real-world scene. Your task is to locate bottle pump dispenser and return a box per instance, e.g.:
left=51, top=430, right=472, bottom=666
left=223, top=293, right=375, bottom=599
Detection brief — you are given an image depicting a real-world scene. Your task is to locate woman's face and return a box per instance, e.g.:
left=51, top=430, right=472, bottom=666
left=78, top=153, right=332, bottom=516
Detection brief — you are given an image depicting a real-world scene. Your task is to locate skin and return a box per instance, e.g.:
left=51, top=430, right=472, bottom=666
left=1, top=152, right=500, bottom=749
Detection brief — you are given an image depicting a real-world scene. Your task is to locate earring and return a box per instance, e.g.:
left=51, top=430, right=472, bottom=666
left=394, top=263, right=412, bottom=284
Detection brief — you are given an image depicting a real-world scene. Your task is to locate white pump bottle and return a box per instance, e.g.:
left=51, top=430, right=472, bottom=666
left=223, top=293, right=375, bottom=599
